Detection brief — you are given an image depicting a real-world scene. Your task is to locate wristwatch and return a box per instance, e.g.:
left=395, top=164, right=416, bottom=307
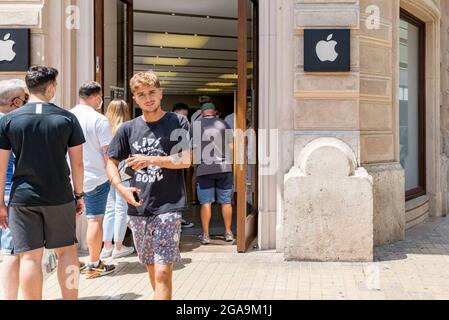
left=74, top=192, right=85, bottom=201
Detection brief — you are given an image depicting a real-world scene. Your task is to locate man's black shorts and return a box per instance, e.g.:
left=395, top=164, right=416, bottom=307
left=9, top=202, right=77, bottom=254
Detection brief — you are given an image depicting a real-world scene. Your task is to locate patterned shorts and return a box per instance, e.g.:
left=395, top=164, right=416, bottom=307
left=128, top=213, right=182, bottom=266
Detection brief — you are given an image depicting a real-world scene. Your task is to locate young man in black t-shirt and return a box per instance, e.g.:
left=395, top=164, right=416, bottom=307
left=0, top=66, right=86, bottom=300
left=106, top=71, right=191, bottom=300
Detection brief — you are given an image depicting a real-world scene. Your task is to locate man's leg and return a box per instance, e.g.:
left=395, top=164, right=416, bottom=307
left=153, top=264, right=174, bottom=300
left=197, top=176, right=215, bottom=238
left=221, top=204, right=233, bottom=235
left=1, top=254, right=20, bottom=300
left=87, top=216, right=104, bottom=264
left=54, top=245, right=79, bottom=300
left=19, top=248, right=44, bottom=300
left=146, top=264, right=156, bottom=291
left=85, top=182, right=110, bottom=266
left=217, top=174, right=235, bottom=238
left=1, top=228, right=20, bottom=300
left=200, top=204, right=212, bottom=237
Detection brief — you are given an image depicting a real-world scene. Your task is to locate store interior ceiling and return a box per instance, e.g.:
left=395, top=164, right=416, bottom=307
left=133, top=0, right=239, bottom=95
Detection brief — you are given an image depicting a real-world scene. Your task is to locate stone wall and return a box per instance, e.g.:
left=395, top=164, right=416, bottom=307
left=0, top=0, right=83, bottom=108
left=0, top=0, right=43, bottom=83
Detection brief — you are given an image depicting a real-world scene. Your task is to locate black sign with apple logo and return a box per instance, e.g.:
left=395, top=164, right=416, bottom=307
left=0, top=29, right=30, bottom=72
left=304, top=29, right=350, bottom=72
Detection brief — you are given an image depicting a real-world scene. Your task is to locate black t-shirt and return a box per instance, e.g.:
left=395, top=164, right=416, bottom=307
left=0, top=103, right=86, bottom=207
left=107, top=113, right=191, bottom=217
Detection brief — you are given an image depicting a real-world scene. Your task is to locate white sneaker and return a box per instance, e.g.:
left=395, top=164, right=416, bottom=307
left=112, top=246, right=135, bottom=259
left=198, top=234, right=211, bottom=245
left=100, top=248, right=113, bottom=260
left=225, top=232, right=234, bottom=242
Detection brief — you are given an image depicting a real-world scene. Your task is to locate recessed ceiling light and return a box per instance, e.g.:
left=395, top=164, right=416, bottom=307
left=145, top=34, right=210, bottom=49
left=155, top=72, right=178, bottom=77
left=206, top=82, right=236, bottom=87
left=196, top=88, right=222, bottom=92
left=219, top=74, right=238, bottom=80
left=142, top=57, right=190, bottom=66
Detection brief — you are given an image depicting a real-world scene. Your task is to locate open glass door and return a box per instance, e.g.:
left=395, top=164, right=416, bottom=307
left=95, top=0, right=134, bottom=112
left=236, top=0, right=258, bottom=252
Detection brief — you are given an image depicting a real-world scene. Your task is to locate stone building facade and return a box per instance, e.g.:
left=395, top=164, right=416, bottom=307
left=0, top=0, right=448, bottom=261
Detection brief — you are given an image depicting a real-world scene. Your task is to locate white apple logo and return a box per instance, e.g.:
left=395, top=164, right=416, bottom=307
left=316, top=34, right=339, bottom=62
left=0, top=33, right=17, bottom=62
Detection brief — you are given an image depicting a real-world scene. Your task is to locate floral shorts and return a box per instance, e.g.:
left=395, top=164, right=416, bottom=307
left=128, top=213, right=182, bottom=266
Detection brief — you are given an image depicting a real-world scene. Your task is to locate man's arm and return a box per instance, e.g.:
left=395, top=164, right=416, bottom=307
left=0, top=149, right=9, bottom=229
left=126, top=149, right=192, bottom=171
left=0, top=149, right=8, bottom=206
left=106, top=157, right=143, bottom=207
left=68, top=145, right=85, bottom=216
left=101, top=146, right=109, bottom=166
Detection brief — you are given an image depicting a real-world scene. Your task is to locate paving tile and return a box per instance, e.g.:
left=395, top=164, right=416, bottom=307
left=5, top=216, right=449, bottom=300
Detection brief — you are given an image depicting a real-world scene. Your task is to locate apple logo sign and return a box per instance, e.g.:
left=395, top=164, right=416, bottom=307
left=316, top=34, right=339, bottom=62
left=0, top=33, right=16, bottom=62
left=304, top=29, right=350, bottom=72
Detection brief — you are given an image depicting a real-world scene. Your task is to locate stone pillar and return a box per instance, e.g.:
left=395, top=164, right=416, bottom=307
left=441, top=0, right=449, bottom=216
left=42, top=0, right=78, bottom=108
left=358, top=0, right=406, bottom=245
left=284, top=138, right=374, bottom=262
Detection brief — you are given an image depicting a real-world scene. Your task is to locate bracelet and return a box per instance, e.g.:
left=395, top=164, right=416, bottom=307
left=74, top=192, right=85, bottom=201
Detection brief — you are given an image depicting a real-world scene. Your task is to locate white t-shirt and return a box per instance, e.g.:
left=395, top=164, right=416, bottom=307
left=70, top=104, right=113, bottom=192
left=191, top=109, right=203, bottom=123
left=225, top=113, right=235, bottom=129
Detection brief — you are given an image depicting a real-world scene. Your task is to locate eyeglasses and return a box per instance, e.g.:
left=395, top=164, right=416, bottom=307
left=11, top=94, right=29, bottom=107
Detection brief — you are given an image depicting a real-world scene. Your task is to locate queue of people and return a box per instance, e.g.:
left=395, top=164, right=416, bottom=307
left=0, top=67, right=235, bottom=301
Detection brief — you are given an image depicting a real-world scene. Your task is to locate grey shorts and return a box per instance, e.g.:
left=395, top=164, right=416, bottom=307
left=9, top=202, right=77, bottom=254
left=128, top=213, right=182, bottom=266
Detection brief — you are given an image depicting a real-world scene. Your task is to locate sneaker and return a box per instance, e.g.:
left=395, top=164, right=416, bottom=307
left=100, top=248, right=113, bottom=260
left=86, top=261, right=116, bottom=279
left=79, top=261, right=87, bottom=273
left=198, top=234, right=211, bottom=245
left=112, top=246, right=135, bottom=259
left=225, top=232, right=234, bottom=242
left=181, top=219, right=194, bottom=229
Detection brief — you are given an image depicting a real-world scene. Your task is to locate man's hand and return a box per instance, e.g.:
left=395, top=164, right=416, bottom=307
left=75, top=199, right=85, bottom=218
left=117, top=185, right=144, bottom=207
left=0, top=203, right=8, bottom=230
left=126, top=154, right=154, bottom=171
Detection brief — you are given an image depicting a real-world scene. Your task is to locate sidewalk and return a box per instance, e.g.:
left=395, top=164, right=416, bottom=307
left=3, top=216, right=449, bottom=300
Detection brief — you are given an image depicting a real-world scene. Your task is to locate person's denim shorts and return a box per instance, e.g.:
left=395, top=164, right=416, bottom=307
left=197, top=172, right=234, bottom=205
left=84, top=182, right=111, bottom=219
left=1, top=228, right=14, bottom=256
left=0, top=195, right=14, bottom=255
